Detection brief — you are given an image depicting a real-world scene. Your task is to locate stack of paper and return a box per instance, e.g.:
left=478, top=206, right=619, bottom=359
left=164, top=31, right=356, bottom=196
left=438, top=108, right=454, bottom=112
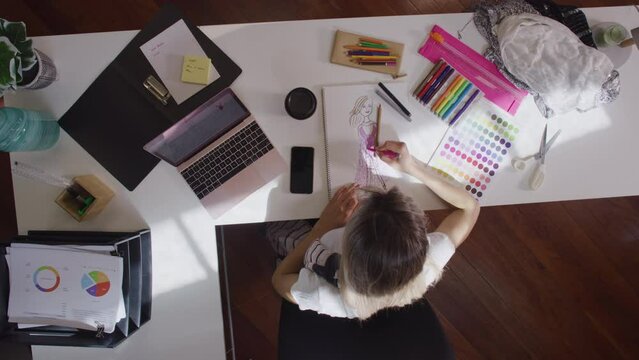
left=5, top=244, right=126, bottom=334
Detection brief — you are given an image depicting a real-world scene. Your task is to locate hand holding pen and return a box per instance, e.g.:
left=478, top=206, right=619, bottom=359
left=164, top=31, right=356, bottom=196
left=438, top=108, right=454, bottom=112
left=376, top=141, right=411, bottom=171
left=366, top=105, right=401, bottom=160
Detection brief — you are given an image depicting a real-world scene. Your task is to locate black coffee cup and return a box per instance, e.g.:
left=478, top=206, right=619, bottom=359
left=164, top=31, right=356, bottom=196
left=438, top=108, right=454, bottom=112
left=285, top=87, right=317, bottom=120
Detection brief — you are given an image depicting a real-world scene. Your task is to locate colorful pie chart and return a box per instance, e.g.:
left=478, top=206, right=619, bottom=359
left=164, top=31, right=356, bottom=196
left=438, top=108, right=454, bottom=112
left=81, top=271, right=110, bottom=297
left=33, top=266, right=61, bottom=292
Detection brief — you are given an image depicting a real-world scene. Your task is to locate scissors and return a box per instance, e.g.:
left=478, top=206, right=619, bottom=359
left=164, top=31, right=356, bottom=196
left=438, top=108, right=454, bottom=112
left=511, top=125, right=561, bottom=172
left=515, top=125, right=561, bottom=190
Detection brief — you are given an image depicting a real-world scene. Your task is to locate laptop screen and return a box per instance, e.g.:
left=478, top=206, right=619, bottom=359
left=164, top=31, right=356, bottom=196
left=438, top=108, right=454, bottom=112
left=144, top=88, right=250, bottom=166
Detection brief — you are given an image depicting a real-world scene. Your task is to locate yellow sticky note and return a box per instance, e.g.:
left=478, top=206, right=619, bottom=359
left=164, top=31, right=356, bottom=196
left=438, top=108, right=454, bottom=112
left=181, top=55, right=211, bottom=85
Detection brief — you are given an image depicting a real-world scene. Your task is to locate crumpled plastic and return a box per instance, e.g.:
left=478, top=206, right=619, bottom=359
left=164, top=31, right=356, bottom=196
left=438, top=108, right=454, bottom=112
left=496, top=13, right=619, bottom=117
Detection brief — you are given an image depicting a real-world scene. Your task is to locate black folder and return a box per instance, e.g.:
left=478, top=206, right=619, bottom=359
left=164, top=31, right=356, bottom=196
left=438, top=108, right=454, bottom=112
left=59, top=4, right=242, bottom=191
left=0, top=230, right=152, bottom=348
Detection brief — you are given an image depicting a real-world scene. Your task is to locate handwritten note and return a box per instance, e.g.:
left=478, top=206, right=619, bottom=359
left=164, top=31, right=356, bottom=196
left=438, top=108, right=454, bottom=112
left=140, top=20, right=220, bottom=104
left=181, top=55, right=211, bottom=85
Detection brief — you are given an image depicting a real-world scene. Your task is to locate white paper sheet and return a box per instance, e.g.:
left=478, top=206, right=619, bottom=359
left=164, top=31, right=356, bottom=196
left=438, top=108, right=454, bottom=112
left=140, top=19, right=220, bottom=104
left=7, top=247, right=124, bottom=333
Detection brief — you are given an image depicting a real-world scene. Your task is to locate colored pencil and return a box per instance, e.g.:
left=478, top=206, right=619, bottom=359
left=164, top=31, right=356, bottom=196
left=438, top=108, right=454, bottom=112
left=354, top=59, right=397, bottom=63
left=352, top=58, right=398, bottom=63
left=358, top=59, right=397, bottom=64
left=376, top=104, right=382, bottom=148
left=421, top=66, right=454, bottom=104
left=413, top=60, right=444, bottom=97
left=435, top=78, right=467, bottom=115
left=359, top=37, right=385, bottom=45
left=431, top=75, right=462, bottom=112
left=358, top=42, right=389, bottom=49
left=377, top=82, right=411, bottom=118
left=356, top=61, right=397, bottom=66
left=343, top=45, right=393, bottom=52
left=357, top=61, right=397, bottom=64
left=350, top=55, right=398, bottom=60
left=449, top=89, right=481, bottom=126
left=442, top=82, right=473, bottom=119
left=347, top=50, right=391, bottom=56
left=416, top=64, right=449, bottom=99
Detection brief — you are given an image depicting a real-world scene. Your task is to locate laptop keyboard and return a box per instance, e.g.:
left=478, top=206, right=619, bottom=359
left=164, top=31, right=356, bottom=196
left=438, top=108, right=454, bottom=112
left=180, top=121, right=274, bottom=199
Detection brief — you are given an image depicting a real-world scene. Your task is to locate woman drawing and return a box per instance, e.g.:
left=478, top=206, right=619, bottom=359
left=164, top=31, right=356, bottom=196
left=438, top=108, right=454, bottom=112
left=349, top=96, right=386, bottom=189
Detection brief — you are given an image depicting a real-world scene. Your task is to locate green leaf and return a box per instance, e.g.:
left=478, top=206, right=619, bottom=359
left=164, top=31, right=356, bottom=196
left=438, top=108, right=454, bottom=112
left=0, top=83, right=10, bottom=97
left=14, top=37, right=32, bottom=53
left=17, top=38, right=35, bottom=70
left=0, top=36, right=19, bottom=55
left=0, top=57, right=17, bottom=89
left=0, top=37, right=19, bottom=88
left=2, top=20, right=27, bottom=44
left=13, top=55, right=23, bottom=84
left=0, top=20, right=36, bottom=72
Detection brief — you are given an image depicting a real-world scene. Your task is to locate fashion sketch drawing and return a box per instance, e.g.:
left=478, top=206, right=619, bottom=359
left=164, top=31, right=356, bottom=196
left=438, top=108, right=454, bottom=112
left=349, top=95, right=387, bottom=189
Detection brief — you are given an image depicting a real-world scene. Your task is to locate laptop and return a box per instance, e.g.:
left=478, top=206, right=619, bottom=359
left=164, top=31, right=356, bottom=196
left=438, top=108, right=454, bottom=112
left=144, top=88, right=287, bottom=218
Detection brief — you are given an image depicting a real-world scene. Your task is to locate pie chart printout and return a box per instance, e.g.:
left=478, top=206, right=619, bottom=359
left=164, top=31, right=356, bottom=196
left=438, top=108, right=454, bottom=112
left=33, top=265, right=61, bottom=292
left=81, top=271, right=111, bottom=297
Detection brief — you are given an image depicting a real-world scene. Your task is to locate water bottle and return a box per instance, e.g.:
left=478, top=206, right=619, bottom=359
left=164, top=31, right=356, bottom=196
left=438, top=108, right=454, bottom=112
left=0, top=107, right=60, bottom=152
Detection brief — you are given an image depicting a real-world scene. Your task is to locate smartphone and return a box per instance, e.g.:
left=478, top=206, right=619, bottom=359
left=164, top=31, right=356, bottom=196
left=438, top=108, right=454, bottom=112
left=290, top=146, right=314, bottom=194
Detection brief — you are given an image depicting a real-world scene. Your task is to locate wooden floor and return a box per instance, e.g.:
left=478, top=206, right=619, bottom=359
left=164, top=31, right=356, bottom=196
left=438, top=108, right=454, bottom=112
left=3, top=0, right=635, bottom=36
left=218, top=196, right=639, bottom=360
left=2, top=1, right=638, bottom=359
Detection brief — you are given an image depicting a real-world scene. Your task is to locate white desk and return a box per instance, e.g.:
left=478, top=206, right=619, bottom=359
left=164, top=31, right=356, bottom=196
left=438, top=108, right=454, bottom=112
left=6, top=6, right=639, bottom=360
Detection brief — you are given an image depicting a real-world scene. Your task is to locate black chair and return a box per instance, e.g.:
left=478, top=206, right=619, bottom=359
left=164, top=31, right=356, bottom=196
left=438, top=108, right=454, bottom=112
left=278, top=298, right=454, bottom=360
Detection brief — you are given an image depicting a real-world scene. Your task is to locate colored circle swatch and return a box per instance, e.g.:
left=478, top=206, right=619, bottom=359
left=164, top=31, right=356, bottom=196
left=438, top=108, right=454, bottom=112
left=81, top=271, right=111, bottom=297
left=33, top=266, right=61, bottom=292
left=432, top=111, right=521, bottom=200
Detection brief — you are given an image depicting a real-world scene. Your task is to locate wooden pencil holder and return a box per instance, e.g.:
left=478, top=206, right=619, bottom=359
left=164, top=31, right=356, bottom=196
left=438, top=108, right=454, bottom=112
left=55, top=175, right=114, bottom=222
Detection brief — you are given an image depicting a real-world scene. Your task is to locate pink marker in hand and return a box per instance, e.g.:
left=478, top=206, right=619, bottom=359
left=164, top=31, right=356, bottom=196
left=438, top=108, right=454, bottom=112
left=367, top=146, right=399, bottom=159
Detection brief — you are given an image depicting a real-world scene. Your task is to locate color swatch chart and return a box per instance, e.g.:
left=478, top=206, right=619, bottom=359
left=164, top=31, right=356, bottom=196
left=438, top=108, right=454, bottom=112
left=429, top=105, right=521, bottom=200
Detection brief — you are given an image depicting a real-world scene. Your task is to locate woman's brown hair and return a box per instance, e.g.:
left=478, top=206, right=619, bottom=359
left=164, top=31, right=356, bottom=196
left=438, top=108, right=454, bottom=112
left=342, top=186, right=429, bottom=296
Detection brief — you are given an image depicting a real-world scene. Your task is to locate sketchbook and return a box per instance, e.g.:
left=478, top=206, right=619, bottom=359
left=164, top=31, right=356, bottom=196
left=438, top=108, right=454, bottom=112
left=321, top=83, right=448, bottom=208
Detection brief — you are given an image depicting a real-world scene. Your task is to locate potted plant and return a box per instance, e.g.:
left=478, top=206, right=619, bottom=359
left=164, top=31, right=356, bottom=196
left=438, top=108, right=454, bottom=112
left=0, top=18, right=56, bottom=97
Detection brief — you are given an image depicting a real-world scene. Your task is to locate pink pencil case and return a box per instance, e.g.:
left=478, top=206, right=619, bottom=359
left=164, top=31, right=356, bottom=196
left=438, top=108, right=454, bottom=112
left=419, top=25, right=527, bottom=115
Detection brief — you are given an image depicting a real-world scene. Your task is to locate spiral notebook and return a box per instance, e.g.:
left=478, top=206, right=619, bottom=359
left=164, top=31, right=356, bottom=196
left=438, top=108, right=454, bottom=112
left=321, top=83, right=447, bottom=207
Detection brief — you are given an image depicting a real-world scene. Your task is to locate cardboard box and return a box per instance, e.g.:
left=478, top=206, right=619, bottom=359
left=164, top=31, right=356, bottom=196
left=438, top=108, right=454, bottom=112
left=55, top=175, right=114, bottom=222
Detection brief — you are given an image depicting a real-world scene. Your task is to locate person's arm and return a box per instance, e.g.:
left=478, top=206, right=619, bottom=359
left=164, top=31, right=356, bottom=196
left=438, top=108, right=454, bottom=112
left=272, top=183, right=359, bottom=302
left=376, top=141, right=480, bottom=247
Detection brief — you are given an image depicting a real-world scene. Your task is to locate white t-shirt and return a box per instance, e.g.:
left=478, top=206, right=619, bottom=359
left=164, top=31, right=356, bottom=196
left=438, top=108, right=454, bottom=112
left=290, top=228, right=455, bottom=318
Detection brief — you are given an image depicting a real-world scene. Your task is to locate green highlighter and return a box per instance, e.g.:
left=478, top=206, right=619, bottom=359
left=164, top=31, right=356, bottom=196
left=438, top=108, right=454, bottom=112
left=438, top=80, right=470, bottom=117
left=77, top=195, right=95, bottom=217
left=435, top=78, right=466, bottom=114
